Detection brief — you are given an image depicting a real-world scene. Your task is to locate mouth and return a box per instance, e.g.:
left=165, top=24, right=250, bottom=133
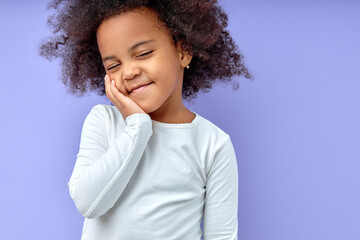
left=129, top=82, right=153, bottom=95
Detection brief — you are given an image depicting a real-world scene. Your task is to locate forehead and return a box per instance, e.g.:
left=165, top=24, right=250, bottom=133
left=96, top=7, right=172, bottom=51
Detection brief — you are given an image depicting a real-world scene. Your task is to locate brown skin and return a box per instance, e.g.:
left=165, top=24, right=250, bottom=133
left=97, top=7, right=194, bottom=123
left=41, top=1, right=251, bottom=102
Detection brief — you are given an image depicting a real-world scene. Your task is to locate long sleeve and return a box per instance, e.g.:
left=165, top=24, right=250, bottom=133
left=67, top=104, right=153, bottom=219
left=203, top=135, right=239, bottom=240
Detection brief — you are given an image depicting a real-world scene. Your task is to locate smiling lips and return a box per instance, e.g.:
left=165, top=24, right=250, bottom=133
left=129, top=82, right=153, bottom=94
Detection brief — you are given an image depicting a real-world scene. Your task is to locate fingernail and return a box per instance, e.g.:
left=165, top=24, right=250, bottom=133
left=111, top=80, right=114, bottom=86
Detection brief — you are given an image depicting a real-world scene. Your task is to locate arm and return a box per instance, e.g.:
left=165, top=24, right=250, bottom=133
left=67, top=104, right=153, bottom=219
left=203, top=135, right=239, bottom=240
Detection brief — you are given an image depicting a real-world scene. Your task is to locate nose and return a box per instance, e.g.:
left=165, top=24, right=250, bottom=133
left=122, top=62, right=141, bottom=81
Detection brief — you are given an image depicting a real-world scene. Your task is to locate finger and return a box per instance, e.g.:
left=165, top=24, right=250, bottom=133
left=110, top=79, right=130, bottom=119
left=109, top=78, right=146, bottom=117
left=110, top=79, right=126, bottom=107
left=105, top=75, right=117, bottom=105
left=113, top=77, right=128, bottom=96
left=119, top=81, right=128, bottom=96
left=107, top=73, right=127, bottom=96
left=104, top=74, right=110, bottom=96
left=104, top=75, right=113, bottom=101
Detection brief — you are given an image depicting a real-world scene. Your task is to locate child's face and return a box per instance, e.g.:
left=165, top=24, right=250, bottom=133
left=96, top=7, right=192, bottom=114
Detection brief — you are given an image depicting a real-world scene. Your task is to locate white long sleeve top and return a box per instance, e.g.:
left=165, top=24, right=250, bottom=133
left=68, top=104, right=238, bottom=240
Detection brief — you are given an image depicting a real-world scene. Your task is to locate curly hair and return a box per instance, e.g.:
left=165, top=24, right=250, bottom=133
left=40, top=0, right=251, bottom=100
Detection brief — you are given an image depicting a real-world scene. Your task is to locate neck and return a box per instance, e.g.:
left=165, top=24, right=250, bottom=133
left=149, top=101, right=195, bottom=124
left=148, top=71, right=195, bottom=123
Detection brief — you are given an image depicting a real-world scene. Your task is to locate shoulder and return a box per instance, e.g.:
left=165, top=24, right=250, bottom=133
left=85, top=104, right=126, bottom=130
left=194, top=114, right=233, bottom=159
left=194, top=114, right=235, bottom=177
left=88, top=104, right=117, bottom=117
left=195, top=114, right=230, bottom=144
left=87, top=104, right=123, bottom=122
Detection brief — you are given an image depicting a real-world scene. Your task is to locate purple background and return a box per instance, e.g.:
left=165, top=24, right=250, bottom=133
left=1, top=0, right=359, bottom=239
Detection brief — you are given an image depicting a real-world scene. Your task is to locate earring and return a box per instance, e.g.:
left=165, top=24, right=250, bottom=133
left=186, top=65, right=190, bottom=69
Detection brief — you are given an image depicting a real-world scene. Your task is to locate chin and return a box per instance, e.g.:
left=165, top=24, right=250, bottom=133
left=134, top=97, right=165, bottom=115
left=137, top=102, right=157, bottom=114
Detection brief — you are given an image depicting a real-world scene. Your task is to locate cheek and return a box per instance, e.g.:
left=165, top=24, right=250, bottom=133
left=114, top=78, right=129, bottom=96
left=155, top=48, right=181, bottom=74
left=152, top=58, right=180, bottom=86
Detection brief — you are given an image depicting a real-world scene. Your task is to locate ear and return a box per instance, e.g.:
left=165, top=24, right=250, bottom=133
left=176, top=42, right=193, bottom=68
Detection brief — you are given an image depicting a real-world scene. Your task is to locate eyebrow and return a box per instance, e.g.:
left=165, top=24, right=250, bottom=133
left=130, top=39, right=155, bottom=52
left=102, top=39, right=155, bottom=62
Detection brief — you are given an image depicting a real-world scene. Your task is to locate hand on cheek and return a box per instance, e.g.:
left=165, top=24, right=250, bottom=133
left=113, top=77, right=127, bottom=96
left=104, top=74, right=146, bottom=120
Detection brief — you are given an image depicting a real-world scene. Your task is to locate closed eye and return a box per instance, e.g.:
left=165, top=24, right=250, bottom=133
left=106, top=50, right=153, bottom=70
left=137, top=50, right=154, bottom=57
left=107, top=64, right=121, bottom=71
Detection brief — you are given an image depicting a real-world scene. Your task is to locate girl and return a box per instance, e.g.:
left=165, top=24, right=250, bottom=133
left=40, top=0, right=250, bottom=239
